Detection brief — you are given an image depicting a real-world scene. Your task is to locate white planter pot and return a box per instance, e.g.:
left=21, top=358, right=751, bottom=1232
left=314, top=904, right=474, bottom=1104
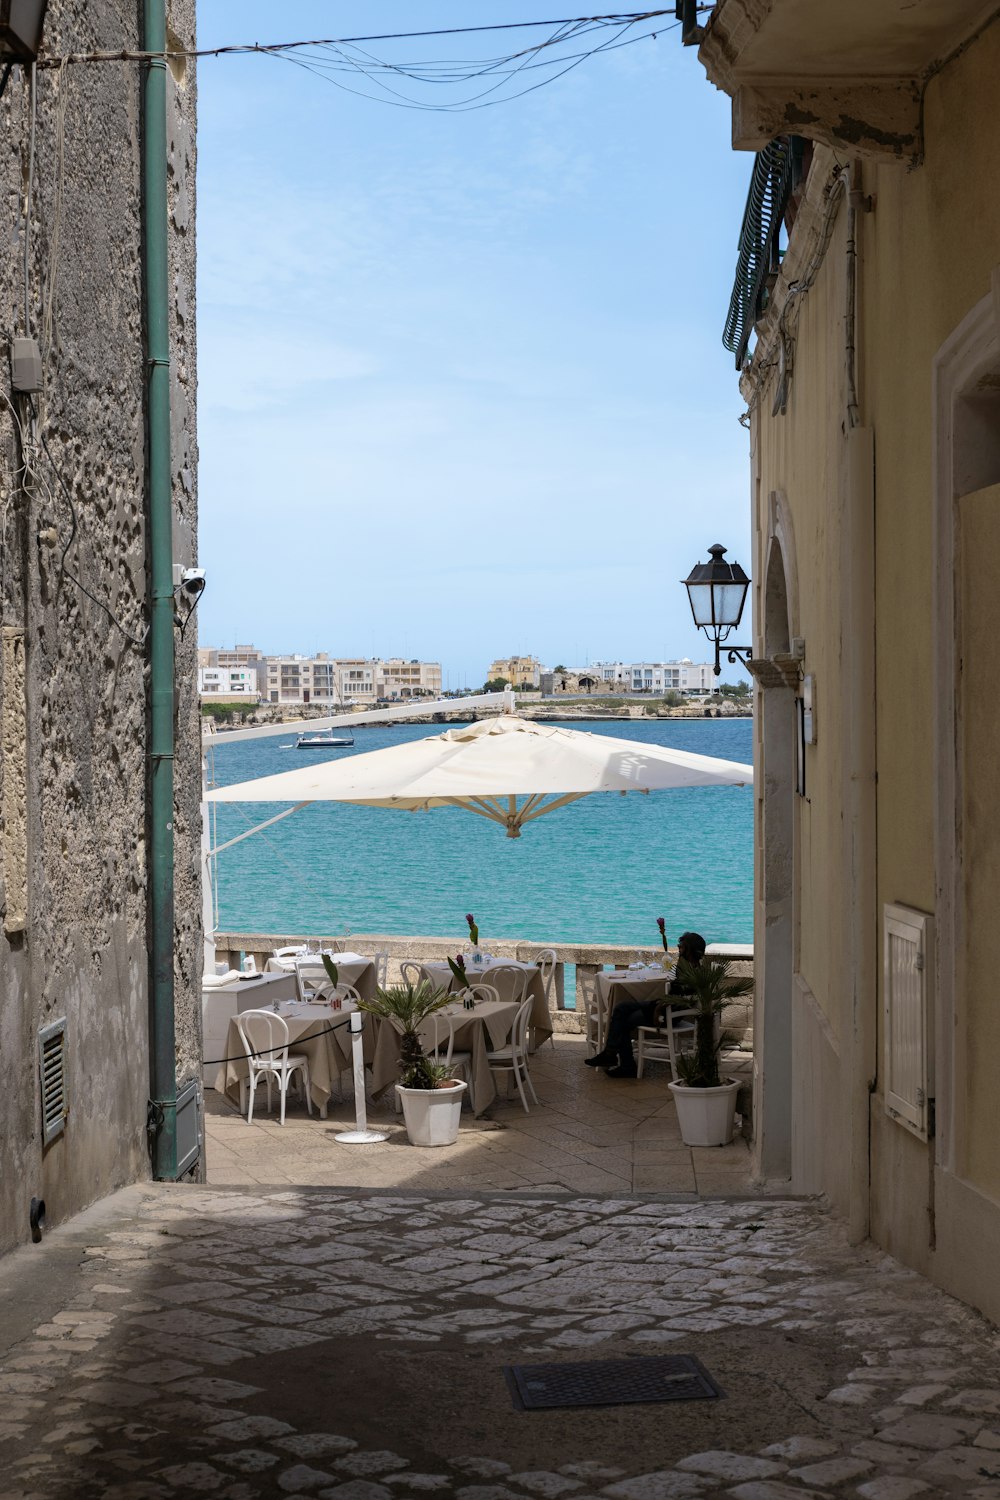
left=668, top=1079, right=740, bottom=1147
left=396, top=1080, right=468, bottom=1147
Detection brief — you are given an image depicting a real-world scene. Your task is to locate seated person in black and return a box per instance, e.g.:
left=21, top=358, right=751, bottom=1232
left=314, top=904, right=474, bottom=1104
left=585, top=930, right=707, bottom=1079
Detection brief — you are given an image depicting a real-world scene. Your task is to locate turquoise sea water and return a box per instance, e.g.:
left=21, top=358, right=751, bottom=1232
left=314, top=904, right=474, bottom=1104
left=209, top=718, right=754, bottom=948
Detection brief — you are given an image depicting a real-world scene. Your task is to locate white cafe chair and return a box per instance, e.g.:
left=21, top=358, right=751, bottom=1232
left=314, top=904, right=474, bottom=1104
left=400, top=959, right=425, bottom=988
left=534, top=949, right=558, bottom=1049
left=485, top=994, right=538, bottom=1112
left=484, top=964, right=528, bottom=1006
left=325, top=983, right=362, bottom=1097
left=433, top=981, right=499, bottom=1110
left=427, top=1012, right=473, bottom=1096
left=373, top=951, right=389, bottom=986
left=269, top=945, right=306, bottom=975
left=294, top=955, right=337, bottom=1003
left=234, top=1009, right=312, bottom=1125
left=636, top=1004, right=700, bottom=1080
left=576, top=968, right=604, bottom=1055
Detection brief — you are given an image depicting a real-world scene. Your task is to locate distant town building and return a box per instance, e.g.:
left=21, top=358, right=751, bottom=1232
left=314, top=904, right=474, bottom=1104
left=595, top=660, right=716, bottom=695
left=238, top=654, right=444, bottom=707
left=487, top=655, right=544, bottom=688
left=198, top=666, right=261, bottom=702
left=262, top=653, right=346, bottom=706
left=378, top=658, right=443, bottom=699
left=199, top=644, right=267, bottom=696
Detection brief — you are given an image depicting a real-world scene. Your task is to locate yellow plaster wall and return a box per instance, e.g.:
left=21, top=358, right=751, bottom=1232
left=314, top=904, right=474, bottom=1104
left=865, top=20, right=1000, bottom=1231
left=759, top=233, right=851, bottom=1037
left=751, top=201, right=861, bottom=1206
left=958, top=482, right=1000, bottom=1201
left=749, top=19, right=1000, bottom=1259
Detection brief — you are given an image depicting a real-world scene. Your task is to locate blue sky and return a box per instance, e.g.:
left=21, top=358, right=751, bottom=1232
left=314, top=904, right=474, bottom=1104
left=195, top=3, right=753, bottom=688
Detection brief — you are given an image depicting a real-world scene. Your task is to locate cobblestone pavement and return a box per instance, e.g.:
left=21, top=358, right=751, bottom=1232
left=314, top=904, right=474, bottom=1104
left=205, top=1036, right=757, bottom=1197
left=2, top=1185, right=1000, bottom=1499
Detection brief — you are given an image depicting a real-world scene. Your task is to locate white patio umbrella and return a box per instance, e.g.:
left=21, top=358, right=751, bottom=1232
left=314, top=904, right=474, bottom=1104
left=206, top=714, right=752, bottom=838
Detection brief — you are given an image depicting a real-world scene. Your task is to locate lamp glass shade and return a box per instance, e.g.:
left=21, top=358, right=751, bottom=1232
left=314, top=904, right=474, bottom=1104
left=682, top=544, right=750, bottom=636
left=1, top=0, right=48, bottom=60
left=686, top=581, right=718, bottom=629
left=711, top=580, right=749, bottom=629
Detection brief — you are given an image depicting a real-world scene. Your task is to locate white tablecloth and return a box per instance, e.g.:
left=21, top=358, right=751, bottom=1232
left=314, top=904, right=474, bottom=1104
left=369, top=998, right=520, bottom=1116
left=595, top=965, right=673, bottom=1037
left=265, top=951, right=376, bottom=1001
left=218, top=999, right=369, bottom=1117
left=419, top=958, right=552, bottom=1045
left=202, top=972, right=299, bottom=1086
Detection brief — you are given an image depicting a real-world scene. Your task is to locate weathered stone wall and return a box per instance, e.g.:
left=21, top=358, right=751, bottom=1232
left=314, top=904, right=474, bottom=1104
left=0, top=0, right=199, bottom=1254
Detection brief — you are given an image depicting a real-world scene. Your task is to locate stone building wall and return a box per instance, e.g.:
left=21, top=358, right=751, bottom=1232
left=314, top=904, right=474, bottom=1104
left=0, top=0, right=200, bottom=1254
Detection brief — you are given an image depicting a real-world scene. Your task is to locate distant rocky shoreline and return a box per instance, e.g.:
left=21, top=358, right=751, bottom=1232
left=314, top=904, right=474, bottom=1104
left=208, top=701, right=753, bottom=731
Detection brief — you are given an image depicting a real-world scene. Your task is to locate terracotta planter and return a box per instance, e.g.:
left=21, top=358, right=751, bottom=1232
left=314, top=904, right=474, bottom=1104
left=396, top=1080, right=467, bottom=1146
left=668, top=1078, right=740, bottom=1147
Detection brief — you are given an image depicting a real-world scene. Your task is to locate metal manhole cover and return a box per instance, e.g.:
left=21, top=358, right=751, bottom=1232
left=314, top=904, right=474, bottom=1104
left=505, top=1354, right=725, bottom=1411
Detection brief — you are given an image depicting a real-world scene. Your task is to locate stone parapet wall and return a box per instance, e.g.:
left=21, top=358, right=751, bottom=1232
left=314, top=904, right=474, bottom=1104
left=214, top=932, right=755, bottom=1045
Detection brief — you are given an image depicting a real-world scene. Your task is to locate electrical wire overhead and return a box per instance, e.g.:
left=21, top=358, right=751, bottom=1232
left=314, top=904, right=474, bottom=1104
left=39, top=10, right=712, bottom=112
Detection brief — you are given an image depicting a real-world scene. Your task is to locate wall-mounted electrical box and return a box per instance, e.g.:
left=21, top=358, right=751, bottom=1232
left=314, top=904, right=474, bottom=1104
left=0, top=0, right=49, bottom=62
left=11, top=337, right=42, bottom=393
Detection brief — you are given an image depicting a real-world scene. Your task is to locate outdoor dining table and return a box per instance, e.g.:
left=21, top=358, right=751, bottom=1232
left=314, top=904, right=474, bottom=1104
left=418, top=958, right=552, bottom=1048
left=217, top=998, right=372, bottom=1119
left=265, top=950, right=377, bottom=1002
left=368, top=997, right=521, bottom=1117
left=595, top=964, right=673, bottom=1041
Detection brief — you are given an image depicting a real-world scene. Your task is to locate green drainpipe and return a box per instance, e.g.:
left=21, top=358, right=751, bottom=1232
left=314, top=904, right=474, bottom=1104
left=143, top=0, right=177, bottom=1180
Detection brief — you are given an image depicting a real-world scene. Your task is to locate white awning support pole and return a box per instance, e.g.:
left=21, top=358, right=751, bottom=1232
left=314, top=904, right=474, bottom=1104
left=334, top=1012, right=388, bottom=1145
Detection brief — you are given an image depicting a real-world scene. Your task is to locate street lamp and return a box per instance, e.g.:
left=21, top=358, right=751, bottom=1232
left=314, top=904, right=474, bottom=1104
left=0, top=0, right=48, bottom=61
left=682, top=543, right=752, bottom=677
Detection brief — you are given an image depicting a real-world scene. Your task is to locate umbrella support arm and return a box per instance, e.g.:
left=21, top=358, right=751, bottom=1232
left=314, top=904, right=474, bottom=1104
left=209, top=802, right=311, bottom=858
left=439, top=791, right=591, bottom=837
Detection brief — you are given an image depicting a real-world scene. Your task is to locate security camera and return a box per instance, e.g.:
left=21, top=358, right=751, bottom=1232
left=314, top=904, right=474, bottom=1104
left=175, top=566, right=206, bottom=599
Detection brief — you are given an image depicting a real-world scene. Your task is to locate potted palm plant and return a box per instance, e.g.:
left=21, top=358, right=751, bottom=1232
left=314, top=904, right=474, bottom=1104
left=357, top=978, right=467, bottom=1147
left=667, top=957, right=754, bottom=1147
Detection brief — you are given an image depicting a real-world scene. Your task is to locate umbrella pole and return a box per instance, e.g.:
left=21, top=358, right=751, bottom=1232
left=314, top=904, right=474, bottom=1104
left=335, top=1011, right=387, bottom=1145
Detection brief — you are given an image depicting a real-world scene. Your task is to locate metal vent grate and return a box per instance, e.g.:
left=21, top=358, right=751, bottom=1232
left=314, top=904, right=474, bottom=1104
left=38, top=1018, right=68, bottom=1146
left=505, top=1354, right=724, bottom=1411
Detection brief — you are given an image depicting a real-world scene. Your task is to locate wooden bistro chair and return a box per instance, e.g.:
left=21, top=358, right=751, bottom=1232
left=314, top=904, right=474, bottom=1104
left=234, top=1009, right=312, bottom=1125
